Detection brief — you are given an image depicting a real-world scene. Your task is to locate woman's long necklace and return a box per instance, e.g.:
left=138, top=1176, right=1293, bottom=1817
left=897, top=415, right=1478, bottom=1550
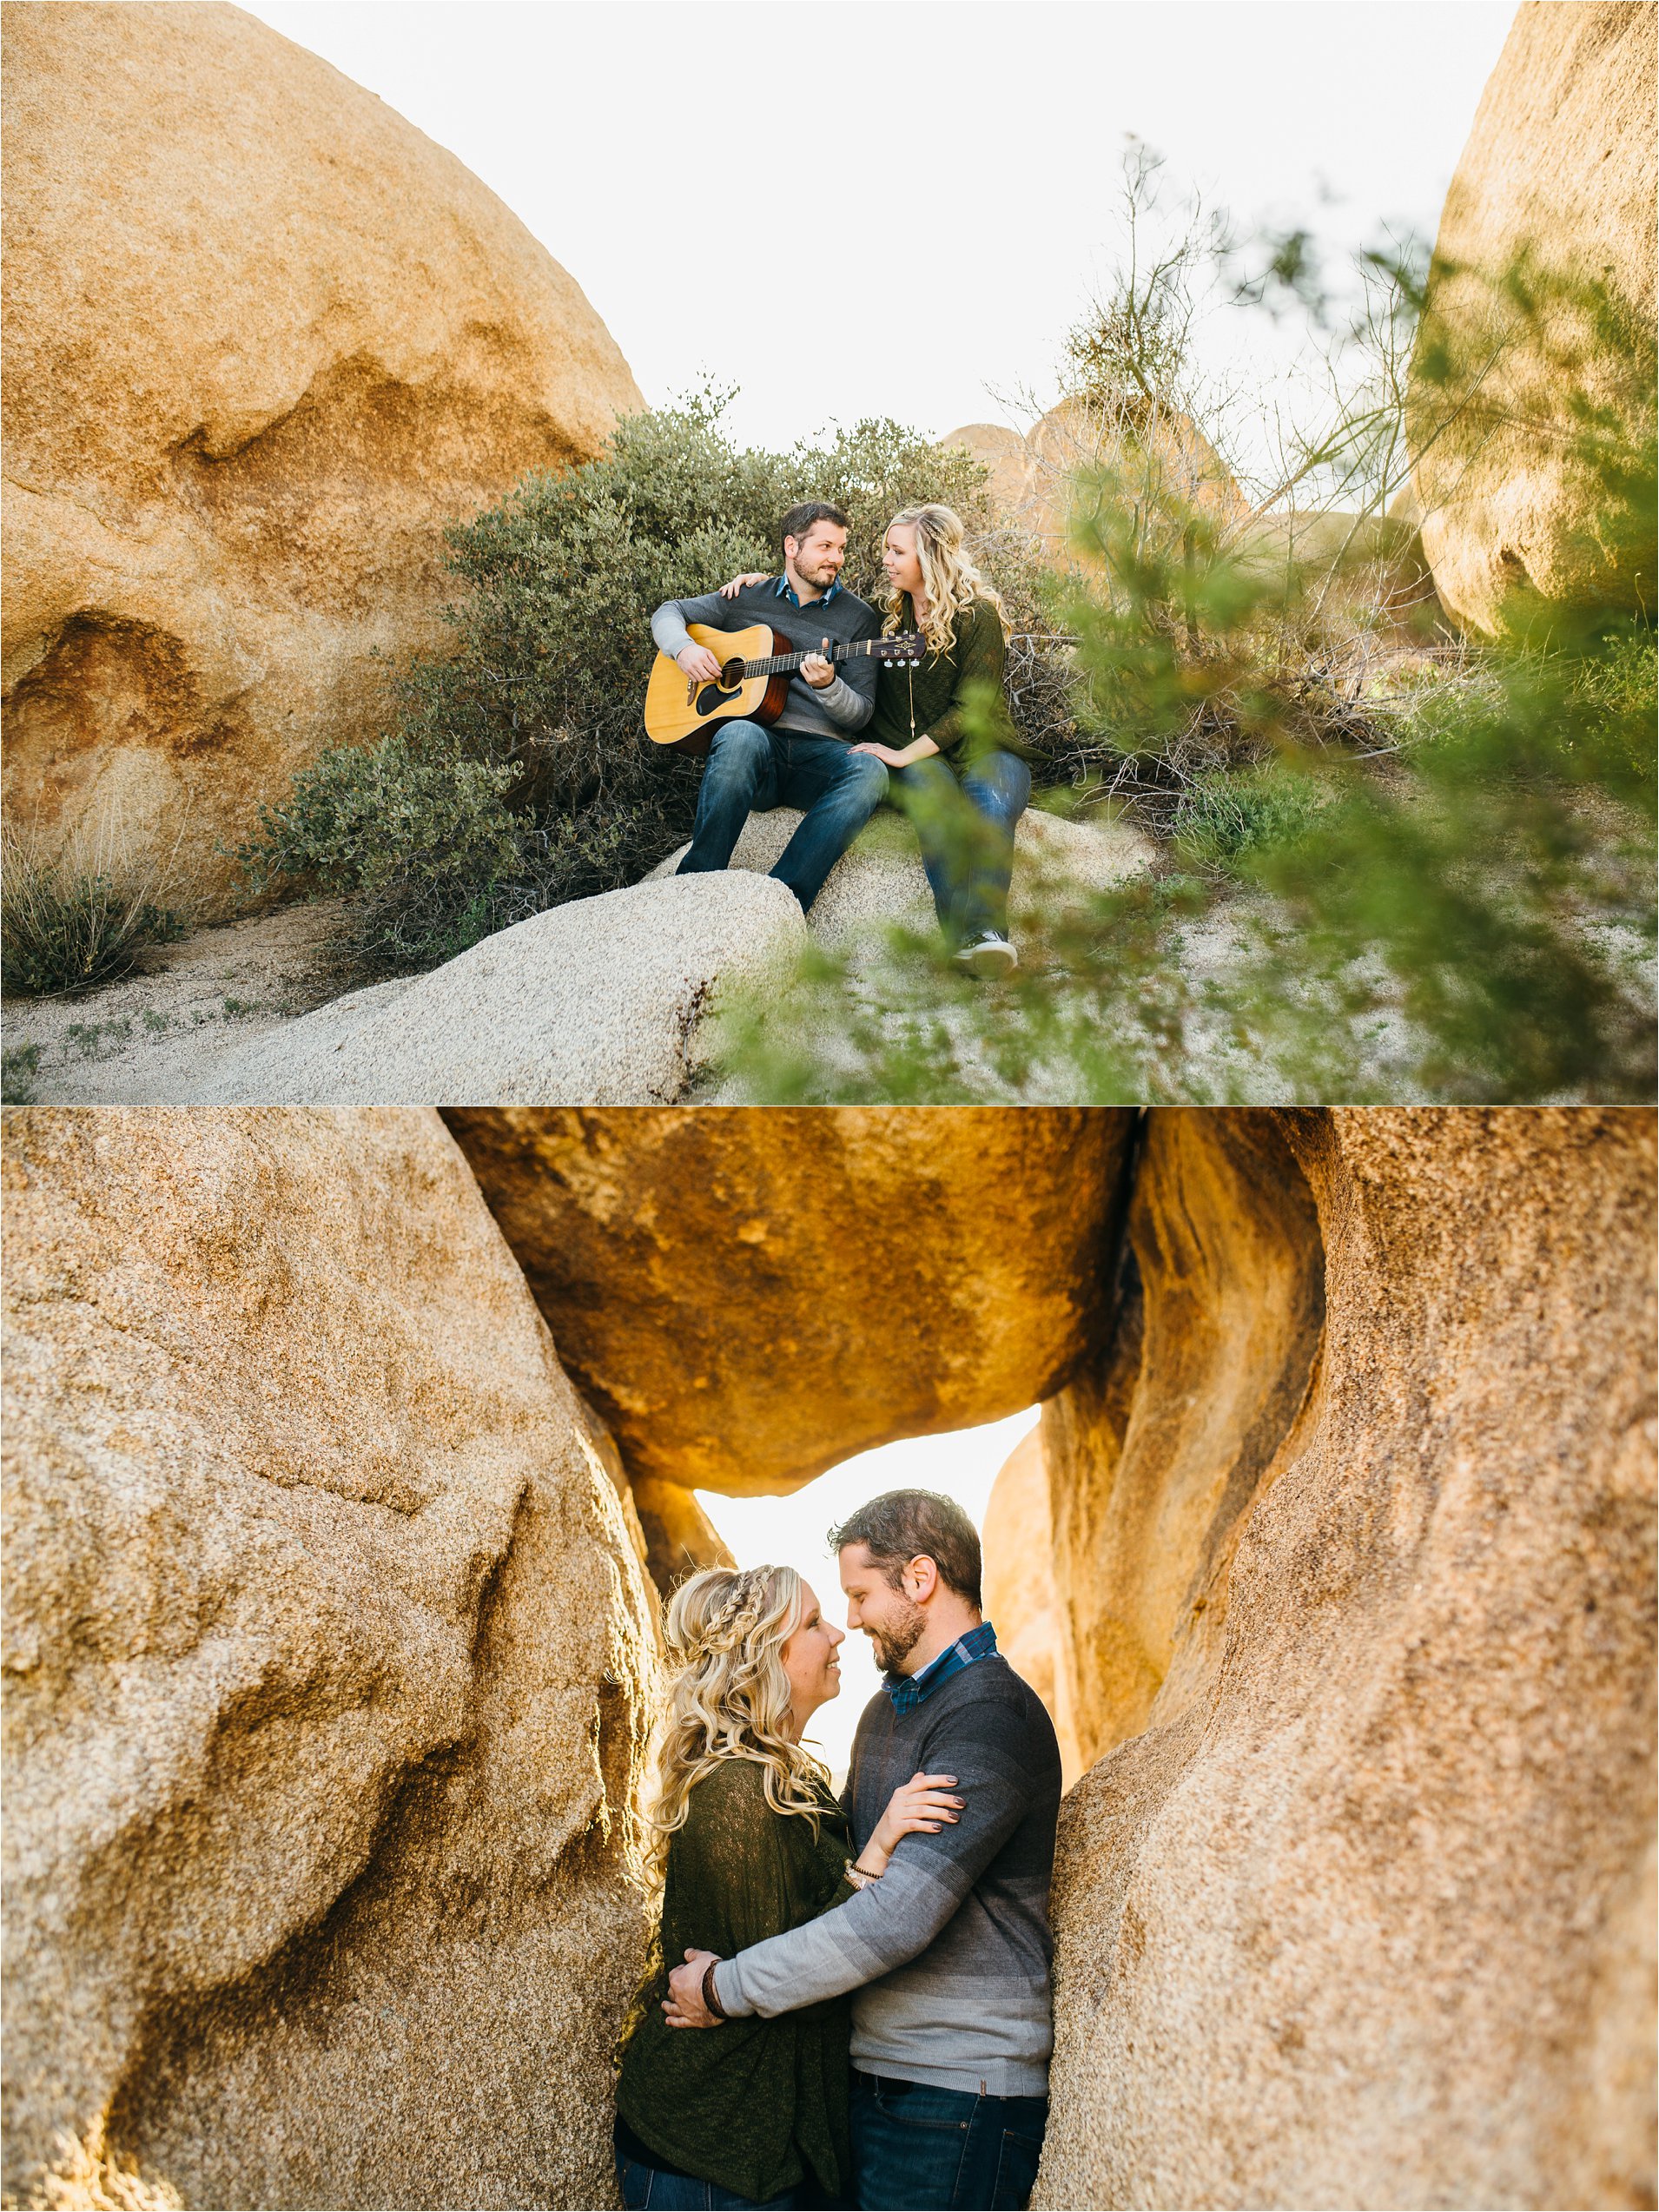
left=908, top=595, right=923, bottom=741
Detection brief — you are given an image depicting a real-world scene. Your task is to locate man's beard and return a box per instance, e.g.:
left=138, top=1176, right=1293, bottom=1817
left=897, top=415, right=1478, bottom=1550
left=868, top=1601, right=927, bottom=1677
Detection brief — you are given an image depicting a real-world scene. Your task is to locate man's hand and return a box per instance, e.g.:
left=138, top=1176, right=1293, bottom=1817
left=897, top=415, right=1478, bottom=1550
left=664, top=1947, right=723, bottom=2029
left=677, top=644, right=724, bottom=685
left=801, top=639, right=836, bottom=690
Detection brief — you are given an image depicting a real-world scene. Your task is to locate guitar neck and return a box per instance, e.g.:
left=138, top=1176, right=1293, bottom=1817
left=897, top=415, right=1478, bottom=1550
left=743, top=636, right=888, bottom=678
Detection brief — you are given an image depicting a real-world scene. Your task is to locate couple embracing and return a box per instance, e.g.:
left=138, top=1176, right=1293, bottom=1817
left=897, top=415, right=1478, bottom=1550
left=613, top=1490, right=1061, bottom=2212
left=652, top=504, right=1040, bottom=977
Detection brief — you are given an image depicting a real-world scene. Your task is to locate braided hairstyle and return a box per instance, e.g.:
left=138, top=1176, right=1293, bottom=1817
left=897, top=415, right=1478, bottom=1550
left=644, top=1564, right=829, bottom=1879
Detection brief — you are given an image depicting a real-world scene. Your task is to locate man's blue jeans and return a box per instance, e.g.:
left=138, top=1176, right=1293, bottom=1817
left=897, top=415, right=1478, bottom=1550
left=677, top=720, right=889, bottom=914
left=887, top=751, right=1031, bottom=948
left=850, top=2072, right=1048, bottom=2211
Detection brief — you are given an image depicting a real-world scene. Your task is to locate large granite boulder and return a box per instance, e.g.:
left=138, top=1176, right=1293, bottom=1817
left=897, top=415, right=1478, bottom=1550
left=1025, top=395, right=1249, bottom=560
left=1, top=2, right=641, bottom=900
left=1409, top=2, right=1657, bottom=631
left=1, top=1108, right=659, bottom=2209
left=178, top=871, right=806, bottom=1106
left=442, top=1106, right=1136, bottom=1495
left=939, top=423, right=1034, bottom=513
left=1036, top=1108, right=1656, bottom=2210
left=945, top=402, right=1247, bottom=570
left=650, top=803, right=1153, bottom=947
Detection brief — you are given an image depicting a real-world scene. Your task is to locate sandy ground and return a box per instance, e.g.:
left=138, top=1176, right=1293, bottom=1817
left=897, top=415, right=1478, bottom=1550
left=2, top=902, right=356, bottom=1103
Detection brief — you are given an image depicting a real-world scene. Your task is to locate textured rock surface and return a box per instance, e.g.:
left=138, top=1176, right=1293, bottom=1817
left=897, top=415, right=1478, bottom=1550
left=1, top=2, right=641, bottom=898
left=651, top=803, right=1152, bottom=944
left=981, top=1424, right=1083, bottom=1787
left=1409, top=1, right=1657, bottom=631
left=443, top=1107, right=1134, bottom=1495
left=939, top=422, right=1034, bottom=512
left=1042, top=1111, right=1325, bottom=1771
left=1036, top=1108, right=1656, bottom=2212
left=181, top=871, right=806, bottom=1106
left=2, top=1108, right=659, bottom=2209
left=629, top=1476, right=737, bottom=1596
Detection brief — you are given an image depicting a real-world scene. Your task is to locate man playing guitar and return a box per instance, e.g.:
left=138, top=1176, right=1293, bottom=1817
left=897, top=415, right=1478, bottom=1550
left=651, top=502, right=887, bottom=913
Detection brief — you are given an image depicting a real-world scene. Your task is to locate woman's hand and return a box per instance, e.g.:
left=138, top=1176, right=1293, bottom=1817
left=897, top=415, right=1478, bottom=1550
left=856, top=1772, right=962, bottom=1877
left=717, top=571, right=770, bottom=599
left=849, top=742, right=910, bottom=769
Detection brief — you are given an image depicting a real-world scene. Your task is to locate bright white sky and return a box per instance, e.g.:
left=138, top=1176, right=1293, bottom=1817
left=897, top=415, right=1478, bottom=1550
left=245, top=1, right=1515, bottom=453
left=697, top=1406, right=1041, bottom=1780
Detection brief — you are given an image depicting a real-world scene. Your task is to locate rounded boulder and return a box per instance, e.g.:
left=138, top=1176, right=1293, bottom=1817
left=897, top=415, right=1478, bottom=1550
left=0, top=1, right=642, bottom=897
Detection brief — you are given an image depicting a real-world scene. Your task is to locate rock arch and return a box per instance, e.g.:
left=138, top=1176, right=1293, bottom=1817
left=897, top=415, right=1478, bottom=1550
left=3, top=1107, right=1652, bottom=2209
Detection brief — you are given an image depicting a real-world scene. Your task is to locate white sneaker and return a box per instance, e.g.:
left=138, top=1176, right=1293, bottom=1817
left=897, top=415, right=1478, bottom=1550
left=953, top=930, right=1018, bottom=979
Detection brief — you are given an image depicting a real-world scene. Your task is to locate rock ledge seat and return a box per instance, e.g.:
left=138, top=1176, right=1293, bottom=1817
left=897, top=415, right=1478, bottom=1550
left=651, top=800, right=1152, bottom=946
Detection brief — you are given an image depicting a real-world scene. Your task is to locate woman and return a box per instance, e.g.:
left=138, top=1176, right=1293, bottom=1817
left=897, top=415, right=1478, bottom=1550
left=722, top=505, right=1038, bottom=976
left=614, top=1564, right=963, bottom=2211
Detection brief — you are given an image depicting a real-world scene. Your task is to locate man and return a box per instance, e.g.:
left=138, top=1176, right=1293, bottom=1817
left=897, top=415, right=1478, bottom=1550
left=665, top=1489, right=1061, bottom=2212
left=651, top=501, right=887, bottom=912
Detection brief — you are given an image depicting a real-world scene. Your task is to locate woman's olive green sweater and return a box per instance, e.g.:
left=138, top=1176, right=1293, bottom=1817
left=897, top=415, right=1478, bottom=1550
left=615, top=1760, right=856, bottom=2203
left=869, top=593, right=1041, bottom=767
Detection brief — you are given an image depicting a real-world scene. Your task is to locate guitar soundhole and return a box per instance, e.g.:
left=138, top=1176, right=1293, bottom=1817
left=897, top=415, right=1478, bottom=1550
left=696, top=661, right=747, bottom=717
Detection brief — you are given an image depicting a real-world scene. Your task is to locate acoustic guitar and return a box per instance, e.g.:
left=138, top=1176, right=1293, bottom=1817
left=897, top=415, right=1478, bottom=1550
left=644, top=623, right=924, bottom=754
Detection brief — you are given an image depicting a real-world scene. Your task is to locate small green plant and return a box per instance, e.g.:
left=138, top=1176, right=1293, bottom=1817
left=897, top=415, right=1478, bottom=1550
left=1, top=1041, right=42, bottom=1102
left=2, top=827, right=189, bottom=998
left=1173, top=765, right=1328, bottom=874
left=65, top=1017, right=135, bottom=1058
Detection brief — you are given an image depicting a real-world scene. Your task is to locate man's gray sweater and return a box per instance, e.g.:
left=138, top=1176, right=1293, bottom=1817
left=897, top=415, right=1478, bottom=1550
left=650, top=578, right=880, bottom=741
left=711, top=1654, right=1061, bottom=2097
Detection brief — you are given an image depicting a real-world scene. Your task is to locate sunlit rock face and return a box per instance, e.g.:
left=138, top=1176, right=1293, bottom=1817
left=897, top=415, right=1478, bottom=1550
left=981, top=1424, right=1084, bottom=1788
left=0, top=2, right=641, bottom=901
left=1409, top=1, right=1657, bottom=633
left=1, top=1108, right=659, bottom=2210
left=442, top=1107, right=1135, bottom=1495
left=942, top=401, right=1246, bottom=571
left=1042, top=1110, right=1325, bottom=1772
left=1036, top=1108, right=1656, bottom=2212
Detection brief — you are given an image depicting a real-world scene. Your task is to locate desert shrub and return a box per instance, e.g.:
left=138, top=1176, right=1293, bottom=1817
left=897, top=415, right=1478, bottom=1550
left=1, top=827, right=188, bottom=997
left=241, top=390, right=1040, bottom=972
left=237, top=736, right=529, bottom=972
left=1172, top=764, right=1328, bottom=874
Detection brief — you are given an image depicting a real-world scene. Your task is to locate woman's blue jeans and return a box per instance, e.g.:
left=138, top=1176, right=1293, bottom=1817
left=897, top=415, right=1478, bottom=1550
left=849, top=2072, right=1046, bottom=2210
left=615, top=2142, right=798, bottom=2210
left=887, top=751, right=1031, bottom=948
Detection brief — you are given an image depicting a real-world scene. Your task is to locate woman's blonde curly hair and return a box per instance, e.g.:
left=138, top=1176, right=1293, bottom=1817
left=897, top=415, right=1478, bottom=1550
left=882, top=503, right=1009, bottom=659
left=643, top=1564, right=829, bottom=1881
